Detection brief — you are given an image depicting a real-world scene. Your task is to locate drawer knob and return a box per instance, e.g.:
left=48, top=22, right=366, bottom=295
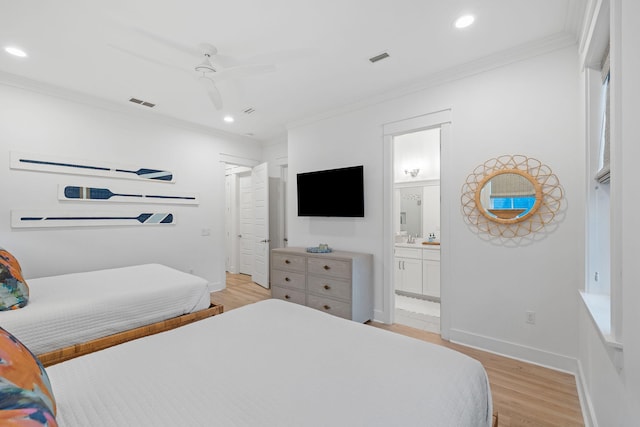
left=323, top=284, right=331, bottom=290
left=285, top=277, right=291, bottom=282
left=284, top=294, right=291, bottom=300
left=323, top=265, right=330, bottom=270
left=285, top=259, right=291, bottom=264
left=323, top=304, right=331, bottom=310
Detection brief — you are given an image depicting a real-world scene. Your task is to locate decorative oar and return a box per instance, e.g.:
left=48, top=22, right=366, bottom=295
left=20, top=213, right=174, bottom=224
left=18, top=158, right=173, bottom=181
left=64, top=186, right=195, bottom=201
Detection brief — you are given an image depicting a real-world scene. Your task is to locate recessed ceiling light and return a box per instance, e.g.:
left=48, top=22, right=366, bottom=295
left=4, top=46, right=27, bottom=57
left=223, top=115, right=234, bottom=123
left=454, top=14, right=475, bottom=29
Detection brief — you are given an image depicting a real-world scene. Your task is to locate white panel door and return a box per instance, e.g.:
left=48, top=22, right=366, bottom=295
left=239, top=174, right=253, bottom=275
left=252, top=162, right=269, bottom=288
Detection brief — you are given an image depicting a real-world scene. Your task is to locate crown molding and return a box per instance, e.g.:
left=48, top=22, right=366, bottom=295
left=287, top=32, right=578, bottom=131
left=0, top=70, right=259, bottom=145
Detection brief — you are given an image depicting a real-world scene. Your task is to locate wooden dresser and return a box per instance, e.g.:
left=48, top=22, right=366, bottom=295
left=271, top=247, right=373, bottom=322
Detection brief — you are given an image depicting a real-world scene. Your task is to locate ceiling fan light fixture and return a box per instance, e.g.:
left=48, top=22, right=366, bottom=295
left=195, top=56, right=216, bottom=73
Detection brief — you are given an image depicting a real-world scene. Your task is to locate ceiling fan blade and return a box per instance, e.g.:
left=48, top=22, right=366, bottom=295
left=130, top=27, right=201, bottom=57
left=198, top=76, right=223, bottom=110
left=212, top=63, right=276, bottom=82
left=240, top=48, right=316, bottom=66
left=108, top=44, right=189, bottom=74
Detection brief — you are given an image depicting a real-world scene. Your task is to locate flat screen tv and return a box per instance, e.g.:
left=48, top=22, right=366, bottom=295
left=297, top=165, right=364, bottom=217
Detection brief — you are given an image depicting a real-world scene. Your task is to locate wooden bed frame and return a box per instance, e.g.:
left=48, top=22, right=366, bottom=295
left=38, top=296, right=223, bottom=367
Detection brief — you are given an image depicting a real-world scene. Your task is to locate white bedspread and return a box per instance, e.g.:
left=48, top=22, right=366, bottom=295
left=0, top=263, right=211, bottom=355
left=48, top=299, right=492, bottom=427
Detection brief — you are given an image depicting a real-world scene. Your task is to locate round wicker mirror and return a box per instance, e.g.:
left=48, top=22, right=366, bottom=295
left=461, top=155, right=562, bottom=237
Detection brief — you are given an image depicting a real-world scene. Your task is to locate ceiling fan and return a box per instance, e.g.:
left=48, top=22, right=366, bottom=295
left=110, top=38, right=275, bottom=111
left=193, top=43, right=275, bottom=110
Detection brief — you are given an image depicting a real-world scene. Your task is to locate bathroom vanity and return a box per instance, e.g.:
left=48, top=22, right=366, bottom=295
left=394, top=243, right=440, bottom=298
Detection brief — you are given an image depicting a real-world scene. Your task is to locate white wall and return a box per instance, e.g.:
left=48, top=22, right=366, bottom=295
left=0, top=82, right=262, bottom=290
left=288, top=45, right=583, bottom=372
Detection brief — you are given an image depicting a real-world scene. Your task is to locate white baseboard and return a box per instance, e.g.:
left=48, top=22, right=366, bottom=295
left=575, top=359, right=597, bottom=427
left=448, top=328, right=578, bottom=374
left=373, top=308, right=390, bottom=324
left=208, top=281, right=224, bottom=292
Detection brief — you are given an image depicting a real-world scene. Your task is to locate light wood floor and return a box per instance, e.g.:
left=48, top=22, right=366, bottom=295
left=214, top=273, right=584, bottom=427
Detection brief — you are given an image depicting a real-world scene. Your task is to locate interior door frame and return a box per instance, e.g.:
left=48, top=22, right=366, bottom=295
left=382, top=109, right=452, bottom=339
left=219, top=154, right=260, bottom=287
left=251, top=162, right=270, bottom=288
left=276, top=158, right=288, bottom=249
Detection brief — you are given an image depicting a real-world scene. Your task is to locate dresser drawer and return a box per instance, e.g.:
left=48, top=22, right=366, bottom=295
left=271, top=269, right=306, bottom=290
left=271, top=286, right=306, bottom=305
left=307, top=295, right=352, bottom=320
left=307, top=275, right=352, bottom=301
left=307, top=257, right=351, bottom=279
left=272, top=252, right=306, bottom=272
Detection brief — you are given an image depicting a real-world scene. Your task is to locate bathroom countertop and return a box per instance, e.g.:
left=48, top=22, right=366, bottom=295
left=395, top=242, right=440, bottom=249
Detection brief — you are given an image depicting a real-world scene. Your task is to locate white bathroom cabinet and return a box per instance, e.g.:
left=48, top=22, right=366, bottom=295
left=422, top=248, right=441, bottom=298
left=394, top=245, right=440, bottom=298
left=394, top=247, right=423, bottom=294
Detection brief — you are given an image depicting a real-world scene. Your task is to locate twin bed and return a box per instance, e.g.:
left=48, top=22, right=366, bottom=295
left=1, top=264, right=494, bottom=426
left=0, top=263, right=220, bottom=365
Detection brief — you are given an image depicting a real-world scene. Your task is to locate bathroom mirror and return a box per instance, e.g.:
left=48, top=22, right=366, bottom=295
left=474, top=169, right=542, bottom=223
left=399, top=187, right=422, bottom=237
left=461, top=155, right=563, bottom=238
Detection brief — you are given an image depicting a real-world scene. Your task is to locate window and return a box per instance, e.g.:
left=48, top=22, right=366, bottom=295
left=491, top=196, right=536, bottom=210
left=588, top=45, right=611, bottom=297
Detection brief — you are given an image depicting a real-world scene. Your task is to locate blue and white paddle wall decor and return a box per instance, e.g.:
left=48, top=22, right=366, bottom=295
left=11, top=152, right=174, bottom=182
left=11, top=211, right=175, bottom=228
left=58, top=184, right=199, bottom=205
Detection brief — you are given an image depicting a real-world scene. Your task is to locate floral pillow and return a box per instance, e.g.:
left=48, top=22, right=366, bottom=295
left=0, top=248, right=29, bottom=310
left=0, top=327, right=57, bottom=426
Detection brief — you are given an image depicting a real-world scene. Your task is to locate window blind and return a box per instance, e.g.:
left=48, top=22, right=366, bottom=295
left=596, top=44, right=610, bottom=184
left=489, top=173, right=535, bottom=198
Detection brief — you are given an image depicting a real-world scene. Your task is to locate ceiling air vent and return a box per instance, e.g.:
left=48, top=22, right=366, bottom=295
left=243, top=107, right=255, bottom=115
left=369, top=52, right=390, bottom=63
left=129, top=97, right=156, bottom=108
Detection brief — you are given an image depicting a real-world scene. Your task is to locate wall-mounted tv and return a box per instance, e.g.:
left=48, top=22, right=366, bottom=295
left=297, top=165, right=364, bottom=217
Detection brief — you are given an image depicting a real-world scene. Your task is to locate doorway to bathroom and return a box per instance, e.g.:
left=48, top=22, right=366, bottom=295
left=392, top=128, right=441, bottom=333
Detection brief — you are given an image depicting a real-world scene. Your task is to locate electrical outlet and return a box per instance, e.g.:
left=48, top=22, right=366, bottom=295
left=526, top=311, right=536, bottom=324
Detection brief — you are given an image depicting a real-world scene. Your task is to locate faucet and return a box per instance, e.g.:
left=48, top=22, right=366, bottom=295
left=407, top=234, right=415, bottom=244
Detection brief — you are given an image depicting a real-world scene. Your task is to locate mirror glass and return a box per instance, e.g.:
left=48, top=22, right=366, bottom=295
left=399, top=187, right=422, bottom=237
left=477, top=172, right=538, bottom=221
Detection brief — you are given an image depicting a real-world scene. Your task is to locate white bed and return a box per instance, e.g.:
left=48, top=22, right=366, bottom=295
left=0, top=263, right=211, bottom=356
left=47, top=299, right=492, bottom=427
